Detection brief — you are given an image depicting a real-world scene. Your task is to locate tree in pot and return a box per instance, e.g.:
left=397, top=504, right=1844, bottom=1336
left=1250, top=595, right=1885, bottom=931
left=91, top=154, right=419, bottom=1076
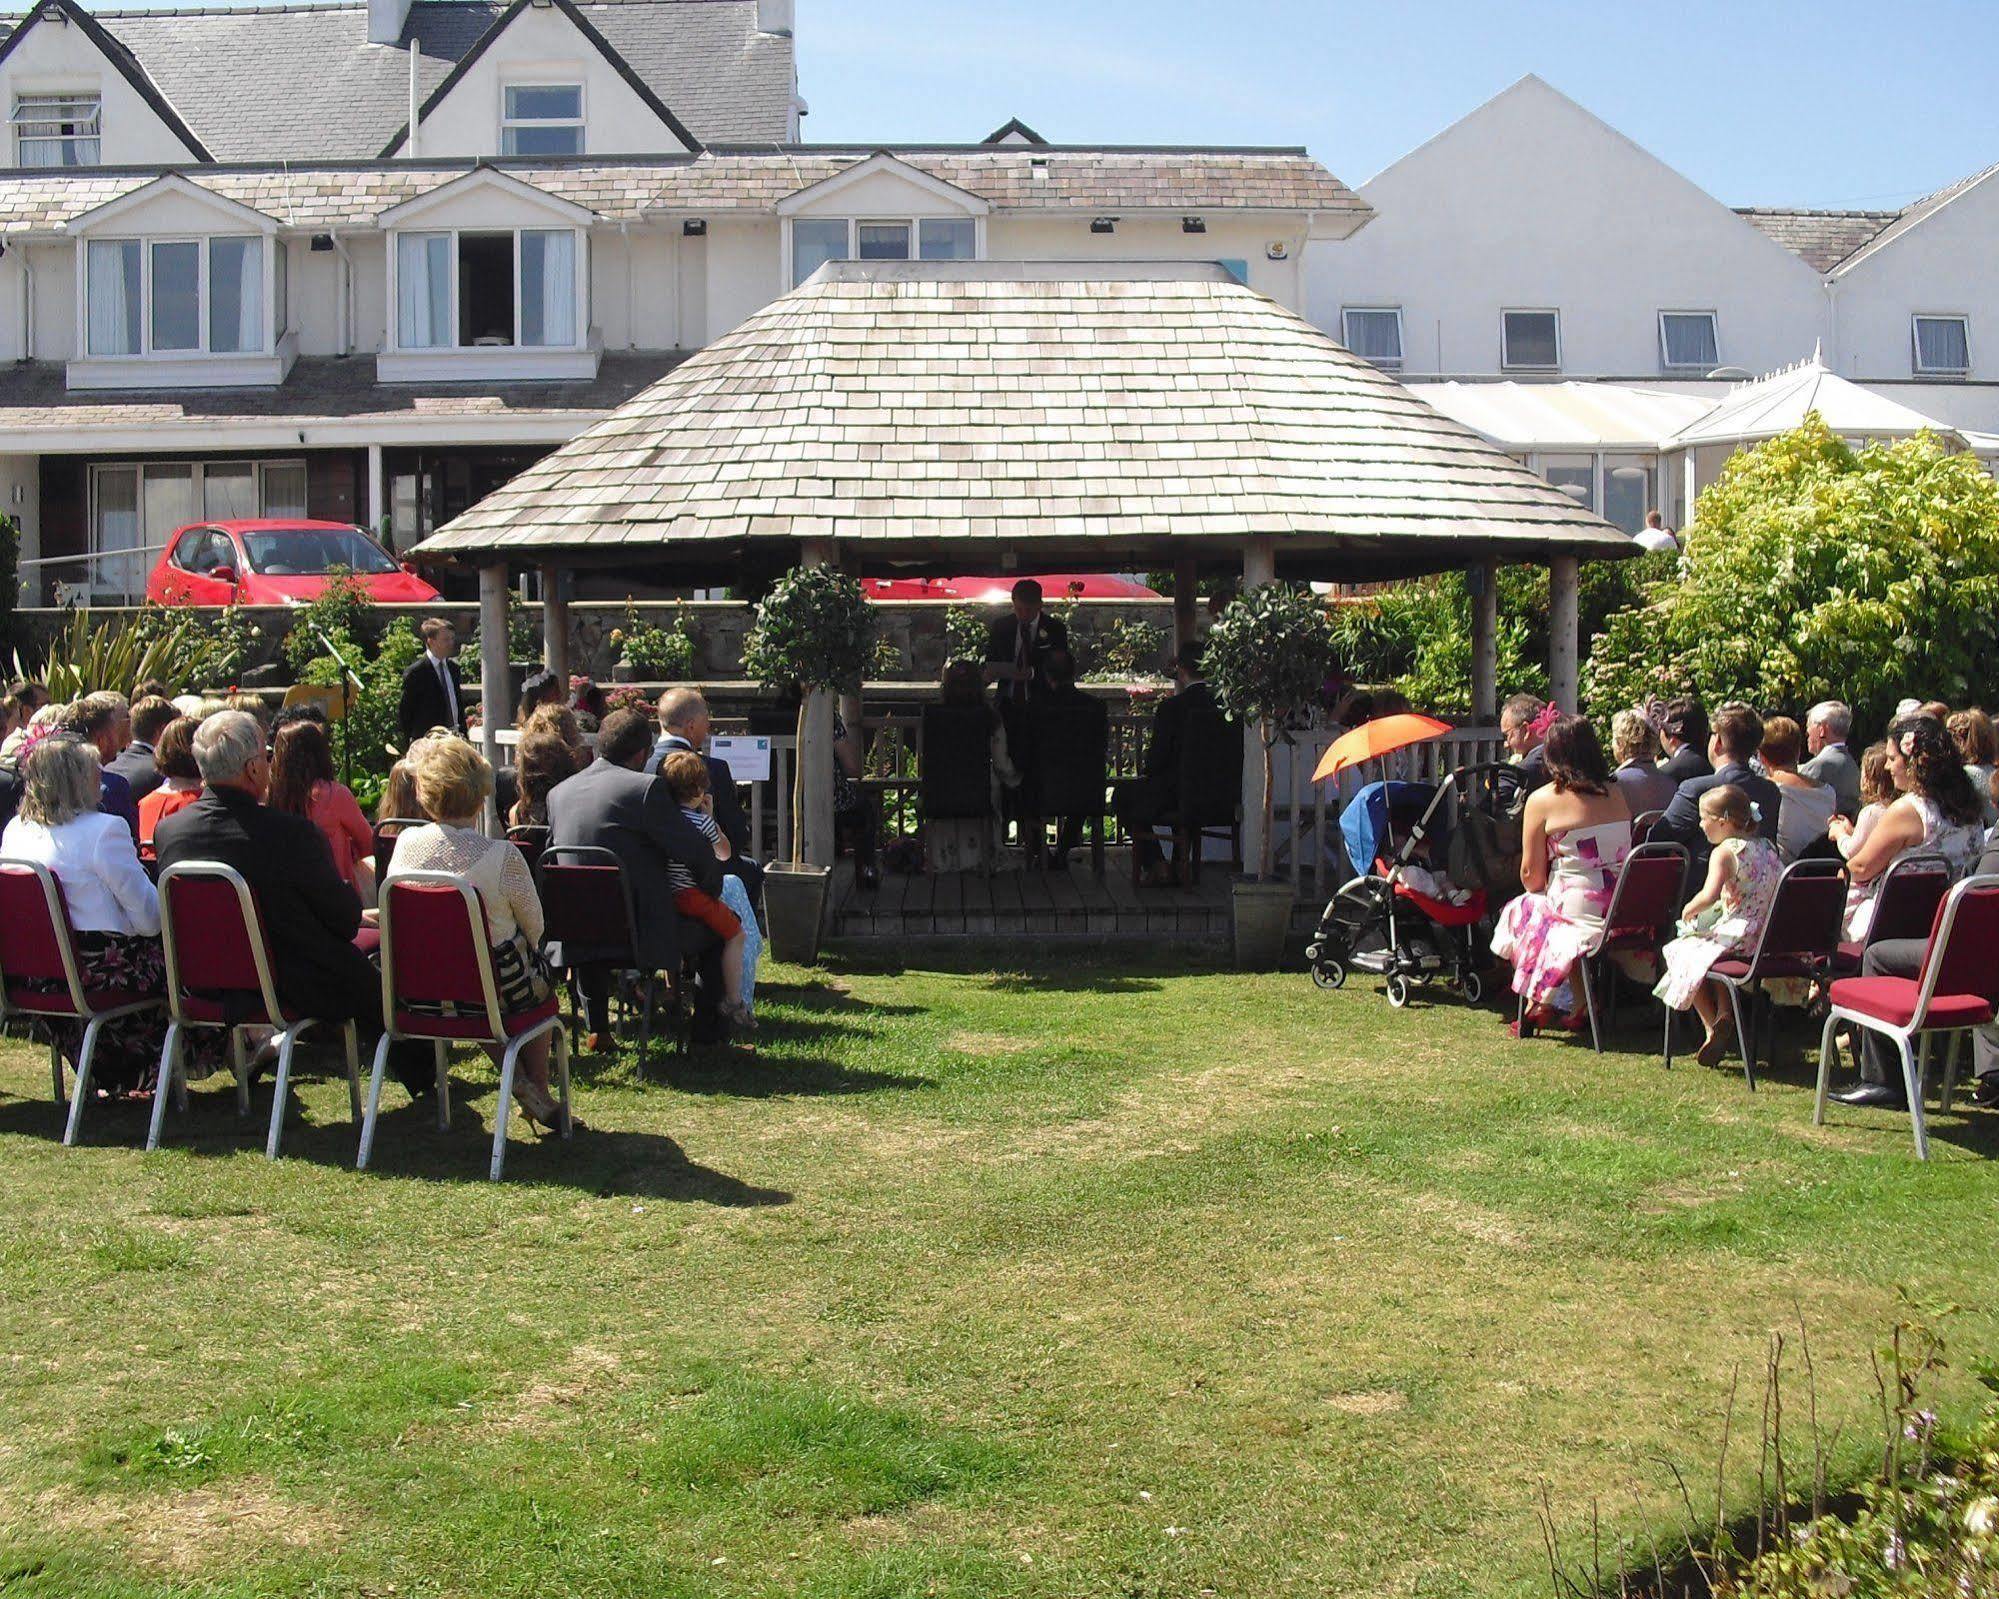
left=1202, top=580, right=1338, bottom=968
left=741, top=564, right=876, bottom=964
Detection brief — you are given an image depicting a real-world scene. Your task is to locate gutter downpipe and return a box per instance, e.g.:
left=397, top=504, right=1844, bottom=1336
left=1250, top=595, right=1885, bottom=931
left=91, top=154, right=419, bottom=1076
left=16, top=240, right=32, bottom=359
left=620, top=219, right=633, bottom=350
left=408, top=43, right=421, bottom=158
left=330, top=230, right=352, bottom=356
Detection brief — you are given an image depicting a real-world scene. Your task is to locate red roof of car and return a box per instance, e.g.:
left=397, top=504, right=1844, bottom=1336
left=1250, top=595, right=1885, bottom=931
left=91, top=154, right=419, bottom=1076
left=200, top=519, right=364, bottom=533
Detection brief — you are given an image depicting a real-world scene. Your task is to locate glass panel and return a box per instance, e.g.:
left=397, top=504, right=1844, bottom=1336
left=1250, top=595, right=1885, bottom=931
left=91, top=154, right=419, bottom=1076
left=520, top=230, right=576, bottom=347
left=506, top=84, right=581, bottom=120
left=209, top=237, right=263, bottom=354
left=273, top=239, right=288, bottom=339
left=1343, top=309, right=1403, bottom=364
left=502, top=123, right=583, bottom=156
left=792, top=218, right=848, bottom=287
left=243, top=525, right=397, bottom=576
left=91, top=465, right=141, bottom=600
left=396, top=232, right=452, bottom=348
left=85, top=239, right=141, bottom=355
left=918, top=218, right=977, bottom=260
left=1503, top=311, right=1560, bottom=369
left=139, top=464, right=197, bottom=597
left=150, top=241, right=200, bottom=352
left=1542, top=454, right=1596, bottom=512
left=856, top=221, right=911, bottom=260
left=202, top=462, right=257, bottom=520
left=13, top=94, right=100, bottom=166
left=259, top=461, right=309, bottom=519
left=1604, top=461, right=1652, bottom=534
left=1915, top=317, right=1970, bottom=373
left=1660, top=312, right=1718, bottom=369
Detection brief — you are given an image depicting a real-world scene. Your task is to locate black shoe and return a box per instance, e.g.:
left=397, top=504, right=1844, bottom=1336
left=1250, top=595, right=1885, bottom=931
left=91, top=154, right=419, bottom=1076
left=1973, top=1076, right=1999, bottom=1108
left=1831, top=1082, right=1907, bottom=1109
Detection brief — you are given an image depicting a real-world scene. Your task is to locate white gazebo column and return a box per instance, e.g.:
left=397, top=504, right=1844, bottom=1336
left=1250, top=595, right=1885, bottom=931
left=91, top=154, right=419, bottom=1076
left=365, top=444, right=386, bottom=542
left=539, top=563, right=569, bottom=685
left=477, top=562, right=513, bottom=816
left=796, top=538, right=838, bottom=869
left=1469, top=559, right=1498, bottom=722
left=1548, top=553, right=1580, bottom=712
left=1239, top=537, right=1276, bottom=878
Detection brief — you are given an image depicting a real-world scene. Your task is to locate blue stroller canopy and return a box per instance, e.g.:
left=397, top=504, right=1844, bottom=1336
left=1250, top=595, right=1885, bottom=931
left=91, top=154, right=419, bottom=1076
left=1339, top=779, right=1439, bottom=873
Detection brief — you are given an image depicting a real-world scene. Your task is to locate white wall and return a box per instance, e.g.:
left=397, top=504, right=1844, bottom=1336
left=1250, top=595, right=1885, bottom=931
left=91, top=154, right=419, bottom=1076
left=592, top=226, right=683, bottom=349
left=1834, top=174, right=1999, bottom=385
left=700, top=217, right=779, bottom=343
left=1312, top=76, right=1828, bottom=379
left=0, top=240, right=77, bottom=362
left=409, top=5, right=693, bottom=158
left=0, top=452, right=40, bottom=581
left=0, top=17, right=201, bottom=167
left=991, top=216, right=1305, bottom=309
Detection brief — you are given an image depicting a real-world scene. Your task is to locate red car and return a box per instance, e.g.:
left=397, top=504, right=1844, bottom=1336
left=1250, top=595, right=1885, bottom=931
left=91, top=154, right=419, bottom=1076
left=146, top=519, right=439, bottom=607
left=863, top=573, right=1161, bottom=602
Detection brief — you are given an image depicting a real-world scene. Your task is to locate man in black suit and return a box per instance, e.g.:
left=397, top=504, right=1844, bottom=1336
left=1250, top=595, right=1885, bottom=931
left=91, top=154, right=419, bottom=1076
left=1500, top=693, right=1550, bottom=795
left=1656, top=697, right=1713, bottom=787
left=108, top=695, right=175, bottom=803
left=645, top=687, right=762, bottom=904
left=397, top=617, right=466, bottom=745
left=1651, top=701, right=1783, bottom=888
left=1116, top=641, right=1216, bottom=882
left=153, top=711, right=429, bottom=1093
left=546, top=709, right=729, bottom=1047
left=1037, top=648, right=1110, bottom=867
left=984, top=579, right=1069, bottom=708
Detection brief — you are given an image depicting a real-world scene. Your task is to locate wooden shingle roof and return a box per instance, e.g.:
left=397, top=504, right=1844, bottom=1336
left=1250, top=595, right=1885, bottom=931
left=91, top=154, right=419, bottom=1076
left=413, top=261, right=1631, bottom=578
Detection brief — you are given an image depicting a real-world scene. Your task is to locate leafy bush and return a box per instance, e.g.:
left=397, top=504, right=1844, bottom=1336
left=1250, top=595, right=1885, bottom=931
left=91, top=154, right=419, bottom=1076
left=298, top=617, right=424, bottom=811
left=611, top=601, right=696, bottom=679
left=1082, top=616, right=1169, bottom=681
left=282, top=569, right=380, bottom=673
left=943, top=606, right=988, bottom=666
left=1585, top=416, right=1999, bottom=733
left=16, top=606, right=258, bottom=700
left=870, top=633, right=905, bottom=678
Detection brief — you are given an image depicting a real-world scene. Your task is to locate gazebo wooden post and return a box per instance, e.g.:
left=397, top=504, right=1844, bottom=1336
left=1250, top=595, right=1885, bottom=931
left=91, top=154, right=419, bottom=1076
left=796, top=538, right=838, bottom=869
left=1469, top=559, right=1498, bottom=721
left=1172, top=558, right=1199, bottom=650
left=1239, top=537, right=1276, bottom=877
left=477, top=562, right=513, bottom=826
left=1549, top=553, right=1581, bottom=712
left=540, top=563, right=569, bottom=686
left=836, top=548, right=865, bottom=768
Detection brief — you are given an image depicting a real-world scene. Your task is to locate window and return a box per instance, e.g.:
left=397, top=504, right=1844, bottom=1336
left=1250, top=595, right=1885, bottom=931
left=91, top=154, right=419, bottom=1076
left=918, top=218, right=977, bottom=260
left=93, top=460, right=307, bottom=599
left=13, top=93, right=99, bottom=166
left=1542, top=453, right=1595, bottom=511
left=1502, top=310, right=1561, bottom=371
left=791, top=218, right=849, bottom=286
left=1603, top=461, right=1653, bottom=535
left=519, top=230, right=576, bottom=347
left=393, top=228, right=583, bottom=350
left=396, top=232, right=452, bottom=349
left=790, top=217, right=982, bottom=286
left=1659, top=311, right=1719, bottom=371
left=1342, top=307, right=1403, bottom=368
left=84, top=235, right=266, bottom=358
left=856, top=220, right=911, bottom=260
left=500, top=84, right=583, bottom=156
left=1913, top=315, right=1971, bottom=376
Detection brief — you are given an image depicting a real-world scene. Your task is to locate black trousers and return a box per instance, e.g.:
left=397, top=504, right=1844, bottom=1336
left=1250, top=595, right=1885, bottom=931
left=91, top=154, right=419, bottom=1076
left=1858, top=936, right=1999, bottom=1086
left=571, top=943, right=724, bottom=1038
left=1115, top=776, right=1173, bottom=869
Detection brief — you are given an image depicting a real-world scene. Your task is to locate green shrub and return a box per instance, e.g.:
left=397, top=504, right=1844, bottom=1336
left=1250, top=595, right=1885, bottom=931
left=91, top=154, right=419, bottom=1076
left=298, top=617, right=424, bottom=811
left=611, top=601, right=696, bottom=679
left=1082, top=616, right=1168, bottom=681
left=282, top=569, right=379, bottom=673
left=942, top=605, right=988, bottom=666
left=17, top=606, right=257, bottom=700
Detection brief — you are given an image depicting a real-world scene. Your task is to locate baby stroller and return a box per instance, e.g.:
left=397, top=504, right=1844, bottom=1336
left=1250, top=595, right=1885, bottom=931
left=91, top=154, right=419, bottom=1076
left=1306, top=775, right=1490, bottom=1006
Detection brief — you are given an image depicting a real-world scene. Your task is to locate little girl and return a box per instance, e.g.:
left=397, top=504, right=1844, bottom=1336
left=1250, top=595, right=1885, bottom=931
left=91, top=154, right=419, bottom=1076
left=1653, top=785, right=1783, bottom=1066
left=1833, top=742, right=1893, bottom=860
left=658, top=751, right=761, bottom=1037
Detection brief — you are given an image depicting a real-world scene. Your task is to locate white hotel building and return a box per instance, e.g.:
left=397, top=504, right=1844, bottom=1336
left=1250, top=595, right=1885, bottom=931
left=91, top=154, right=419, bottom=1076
left=0, top=9, right=1990, bottom=602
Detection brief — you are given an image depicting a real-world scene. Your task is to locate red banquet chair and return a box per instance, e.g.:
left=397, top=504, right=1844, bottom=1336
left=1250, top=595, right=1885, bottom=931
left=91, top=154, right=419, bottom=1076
left=1831, top=852, right=1952, bottom=977
left=151, top=862, right=362, bottom=1159
left=358, top=871, right=571, bottom=1182
left=1815, top=873, right=1999, bottom=1161
left=537, top=844, right=667, bottom=1058
left=0, top=858, right=167, bottom=1147
left=1572, top=841, right=1689, bottom=1053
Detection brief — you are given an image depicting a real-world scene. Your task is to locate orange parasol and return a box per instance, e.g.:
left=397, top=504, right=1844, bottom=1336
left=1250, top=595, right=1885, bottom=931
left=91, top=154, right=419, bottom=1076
left=1311, top=713, right=1455, bottom=783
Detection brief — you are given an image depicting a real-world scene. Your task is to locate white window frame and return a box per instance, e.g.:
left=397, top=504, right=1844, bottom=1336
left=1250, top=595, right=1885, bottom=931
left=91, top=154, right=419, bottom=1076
left=1500, top=308, right=1562, bottom=372
left=1340, top=306, right=1404, bottom=369
left=12, top=91, right=101, bottom=166
left=78, top=233, right=272, bottom=360
left=386, top=225, right=587, bottom=354
left=1658, top=309, right=1720, bottom=372
left=499, top=81, right=585, bottom=157
left=1912, top=313, right=1971, bottom=377
left=786, top=215, right=985, bottom=288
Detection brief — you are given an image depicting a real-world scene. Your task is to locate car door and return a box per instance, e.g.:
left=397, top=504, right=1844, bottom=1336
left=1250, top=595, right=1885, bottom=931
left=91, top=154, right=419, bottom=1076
left=168, top=528, right=238, bottom=606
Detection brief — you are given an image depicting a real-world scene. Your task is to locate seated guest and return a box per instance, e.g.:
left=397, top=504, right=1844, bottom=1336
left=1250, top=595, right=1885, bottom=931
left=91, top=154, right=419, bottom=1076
left=524, top=701, right=588, bottom=759
left=508, top=731, right=578, bottom=829
left=1760, top=715, right=1837, bottom=861
left=1834, top=744, right=1894, bottom=863
left=110, top=696, right=175, bottom=803
left=1117, top=642, right=1213, bottom=885
left=570, top=676, right=609, bottom=729
left=0, top=735, right=168, bottom=1095
left=0, top=680, right=49, bottom=767
left=517, top=669, right=565, bottom=725
left=927, top=659, right=1020, bottom=875
left=377, top=755, right=426, bottom=825
left=1827, top=713, right=1985, bottom=941
left=1038, top=648, right=1110, bottom=868
left=1947, top=707, right=1998, bottom=827
left=269, top=720, right=375, bottom=900
left=62, top=692, right=139, bottom=842
left=384, top=737, right=562, bottom=1129
left=225, top=693, right=271, bottom=737
left=1610, top=709, right=1676, bottom=819
left=545, top=708, right=727, bottom=1049
left=270, top=702, right=330, bottom=740
left=657, top=751, right=761, bottom=1035
left=1651, top=701, right=1782, bottom=885
left=137, top=718, right=203, bottom=847
left=1800, top=700, right=1860, bottom=817
left=1656, top=698, right=1712, bottom=786
left=1490, top=714, right=1632, bottom=1032
left=1500, top=693, right=1551, bottom=791
left=646, top=687, right=762, bottom=902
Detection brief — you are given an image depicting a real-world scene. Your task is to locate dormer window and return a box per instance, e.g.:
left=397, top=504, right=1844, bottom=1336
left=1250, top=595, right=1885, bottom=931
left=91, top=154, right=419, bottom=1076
left=13, top=93, right=100, bottom=166
left=501, top=85, right=583, bottom=156
left=84, top=235, right=265, bottom=357
left=393, top=227, right=581, bottom=350
left=788, top=216, right=979, bottom=286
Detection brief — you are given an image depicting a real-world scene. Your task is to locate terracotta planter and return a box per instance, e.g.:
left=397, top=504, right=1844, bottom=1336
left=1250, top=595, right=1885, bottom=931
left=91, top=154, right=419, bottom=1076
left=1231, top=878, right=1294, bottom=971
left=765, top=862, right=832, bottom=965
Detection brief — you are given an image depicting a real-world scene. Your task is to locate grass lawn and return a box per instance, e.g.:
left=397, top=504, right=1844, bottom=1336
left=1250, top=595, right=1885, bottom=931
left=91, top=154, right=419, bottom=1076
left=2, top=948, right=1997, bottom=1598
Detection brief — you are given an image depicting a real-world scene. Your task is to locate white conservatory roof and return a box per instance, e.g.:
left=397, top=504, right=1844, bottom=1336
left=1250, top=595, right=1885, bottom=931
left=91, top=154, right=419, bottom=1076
left=1417, top=382, right=1711, bottom=451
left=1670, top=359, right=1960, bottom=448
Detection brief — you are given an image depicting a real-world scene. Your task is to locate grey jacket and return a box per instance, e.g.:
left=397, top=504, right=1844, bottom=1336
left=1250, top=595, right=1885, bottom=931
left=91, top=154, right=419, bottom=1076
left=1800, top=743, right=1862, bottom=819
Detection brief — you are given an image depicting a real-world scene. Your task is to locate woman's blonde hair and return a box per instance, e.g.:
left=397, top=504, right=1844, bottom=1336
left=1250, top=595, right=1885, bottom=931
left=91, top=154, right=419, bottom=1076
left=1858, top=742, right=1894, bottom=809
left=1947, top=707, right=1997, bottom=767
left=1759, top=715, right=1804, bottom=770
left=1610, top=708, right=1658, bottom=766
left=410, top=735, right=492, bottom=823
left=19, top=735, right=101, bottom=826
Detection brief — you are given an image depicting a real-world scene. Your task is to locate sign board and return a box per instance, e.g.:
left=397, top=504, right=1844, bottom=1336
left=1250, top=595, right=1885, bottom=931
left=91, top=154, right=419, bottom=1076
left=710, top=734, right=773, bottom=782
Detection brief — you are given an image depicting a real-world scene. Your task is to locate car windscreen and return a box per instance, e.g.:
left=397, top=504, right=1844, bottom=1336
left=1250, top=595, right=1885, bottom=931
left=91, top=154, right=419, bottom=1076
left=240, top=528, right=400, bottom=577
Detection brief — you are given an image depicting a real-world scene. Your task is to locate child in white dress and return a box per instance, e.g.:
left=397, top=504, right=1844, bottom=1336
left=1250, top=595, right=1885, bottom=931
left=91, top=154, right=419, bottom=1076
left=1654, top=786, right=1783, bottom=1067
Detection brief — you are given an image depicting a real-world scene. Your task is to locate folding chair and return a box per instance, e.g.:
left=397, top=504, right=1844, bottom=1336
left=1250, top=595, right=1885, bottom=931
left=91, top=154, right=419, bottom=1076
left=358, top=872, right=570, bottom=1182
left=152, top=862, right=362, bottom=1158
left=1629, top=809, right=1665, bottom=845
left=373, top=817, right=426, bottom=887
left=1815, top=873, right=1999, bottom=1160
left=1572, top=841, right=1688, bottom=1053
left=505, top=824, right=551, bottom=877
left=1666, top=856, right=1846, bottom=1089
left=537, top=844, right=666, bottom=1058
left=0, top=858, right=166, bottom=1147
left=1831, top=851, right=1951, bottom=976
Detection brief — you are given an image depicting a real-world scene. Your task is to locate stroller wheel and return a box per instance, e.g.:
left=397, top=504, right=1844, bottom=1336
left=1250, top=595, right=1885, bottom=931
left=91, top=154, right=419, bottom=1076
left=1459, top=970, right=1484, bottom=1004
left=1384, top=974, right=1411, bottom=1008
left=1312, top=959, right=1347, bottom=991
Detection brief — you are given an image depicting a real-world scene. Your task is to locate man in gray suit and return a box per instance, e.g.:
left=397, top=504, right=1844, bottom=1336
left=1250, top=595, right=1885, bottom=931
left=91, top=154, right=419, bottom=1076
left=1801, top=700, right=1862, bottom=819
left=546, top=708, right=728, bottom=1047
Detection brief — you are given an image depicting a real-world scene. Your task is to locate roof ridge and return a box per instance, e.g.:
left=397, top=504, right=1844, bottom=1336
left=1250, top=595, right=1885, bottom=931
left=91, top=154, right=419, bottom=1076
left=1734, top=205, right=1900, bottom=219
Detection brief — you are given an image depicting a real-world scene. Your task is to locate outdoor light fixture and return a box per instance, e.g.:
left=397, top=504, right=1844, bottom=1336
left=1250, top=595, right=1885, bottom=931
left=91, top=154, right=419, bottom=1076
left=683, top=218, right=707, bottom=237
left=1181, top=216, right=1206, bottom=234
left=309, top=234, right=335, bottom=252
left=1091, top=217, right=1117, bottom=234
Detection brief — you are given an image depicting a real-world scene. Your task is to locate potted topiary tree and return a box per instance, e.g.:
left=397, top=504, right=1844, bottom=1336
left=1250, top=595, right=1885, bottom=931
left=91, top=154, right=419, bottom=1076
left=1202, top=581, right=1338, bottom=969
left=742, top=564, right=876, bottom=964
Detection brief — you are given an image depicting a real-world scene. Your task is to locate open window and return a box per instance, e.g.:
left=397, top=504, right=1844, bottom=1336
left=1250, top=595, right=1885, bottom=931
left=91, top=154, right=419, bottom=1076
left=1659, top=311, right=1719, bottom=371
left=13, top=92, right=100, bottom=165
left=1913, top=315, right=1971, bottom=377
left=394, top=227, right=580, bottom=351
left=1501, top=309, right=1561, bottom=372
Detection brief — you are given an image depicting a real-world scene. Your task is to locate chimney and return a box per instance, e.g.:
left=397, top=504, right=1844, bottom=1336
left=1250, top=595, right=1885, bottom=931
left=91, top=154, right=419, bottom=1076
left=368, top=0, right=415, bottom=46
left=757, top=0, right=793, bottom=36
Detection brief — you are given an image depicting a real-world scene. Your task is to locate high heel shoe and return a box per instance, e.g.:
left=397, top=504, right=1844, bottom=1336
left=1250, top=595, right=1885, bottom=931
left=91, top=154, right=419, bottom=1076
left=513, top=1079, right=561, bottom=1130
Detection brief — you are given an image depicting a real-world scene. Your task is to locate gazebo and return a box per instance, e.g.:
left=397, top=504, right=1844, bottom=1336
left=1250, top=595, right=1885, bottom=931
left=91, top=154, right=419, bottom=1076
left=414, top=259, right=1634, bottom=869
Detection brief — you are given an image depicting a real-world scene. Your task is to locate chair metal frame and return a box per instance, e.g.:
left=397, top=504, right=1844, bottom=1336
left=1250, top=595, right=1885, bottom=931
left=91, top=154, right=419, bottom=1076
left=1814, top=873, right=1999, bottom=1161
left=0, top=856, right=166, bottom=1147
left=152, top=860, right=361, bottom=1159
left=358, top=870, right=571, bottom=1182
left=537, top=842, right=668, bottom=1058
left=1570, top=840, right=1689, bottom=1053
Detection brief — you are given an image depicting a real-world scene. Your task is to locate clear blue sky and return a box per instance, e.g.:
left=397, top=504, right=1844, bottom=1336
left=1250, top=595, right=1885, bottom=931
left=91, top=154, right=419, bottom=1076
left=799, top=0, right=1999, bottom=209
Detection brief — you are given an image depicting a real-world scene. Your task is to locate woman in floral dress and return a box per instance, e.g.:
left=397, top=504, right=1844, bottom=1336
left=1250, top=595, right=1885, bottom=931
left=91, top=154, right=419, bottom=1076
left=1654, top=784, right=1783, bottom=1066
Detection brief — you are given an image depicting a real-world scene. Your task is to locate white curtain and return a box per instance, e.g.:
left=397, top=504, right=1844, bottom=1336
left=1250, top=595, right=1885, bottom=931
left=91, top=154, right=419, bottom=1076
left=396, top=233, right=451, bottom=349
left=521, top=230, right=575, bottom=347
left=1916, top=317, right=1969, bottom=374
left=209, top=237, right=262, bottom=354
left=86, top=240, right=140, bottom=356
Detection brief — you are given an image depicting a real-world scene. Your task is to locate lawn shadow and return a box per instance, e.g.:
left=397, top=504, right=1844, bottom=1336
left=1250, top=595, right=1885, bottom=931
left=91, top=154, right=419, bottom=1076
left=649, top=1048, right=933, bottom=1099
